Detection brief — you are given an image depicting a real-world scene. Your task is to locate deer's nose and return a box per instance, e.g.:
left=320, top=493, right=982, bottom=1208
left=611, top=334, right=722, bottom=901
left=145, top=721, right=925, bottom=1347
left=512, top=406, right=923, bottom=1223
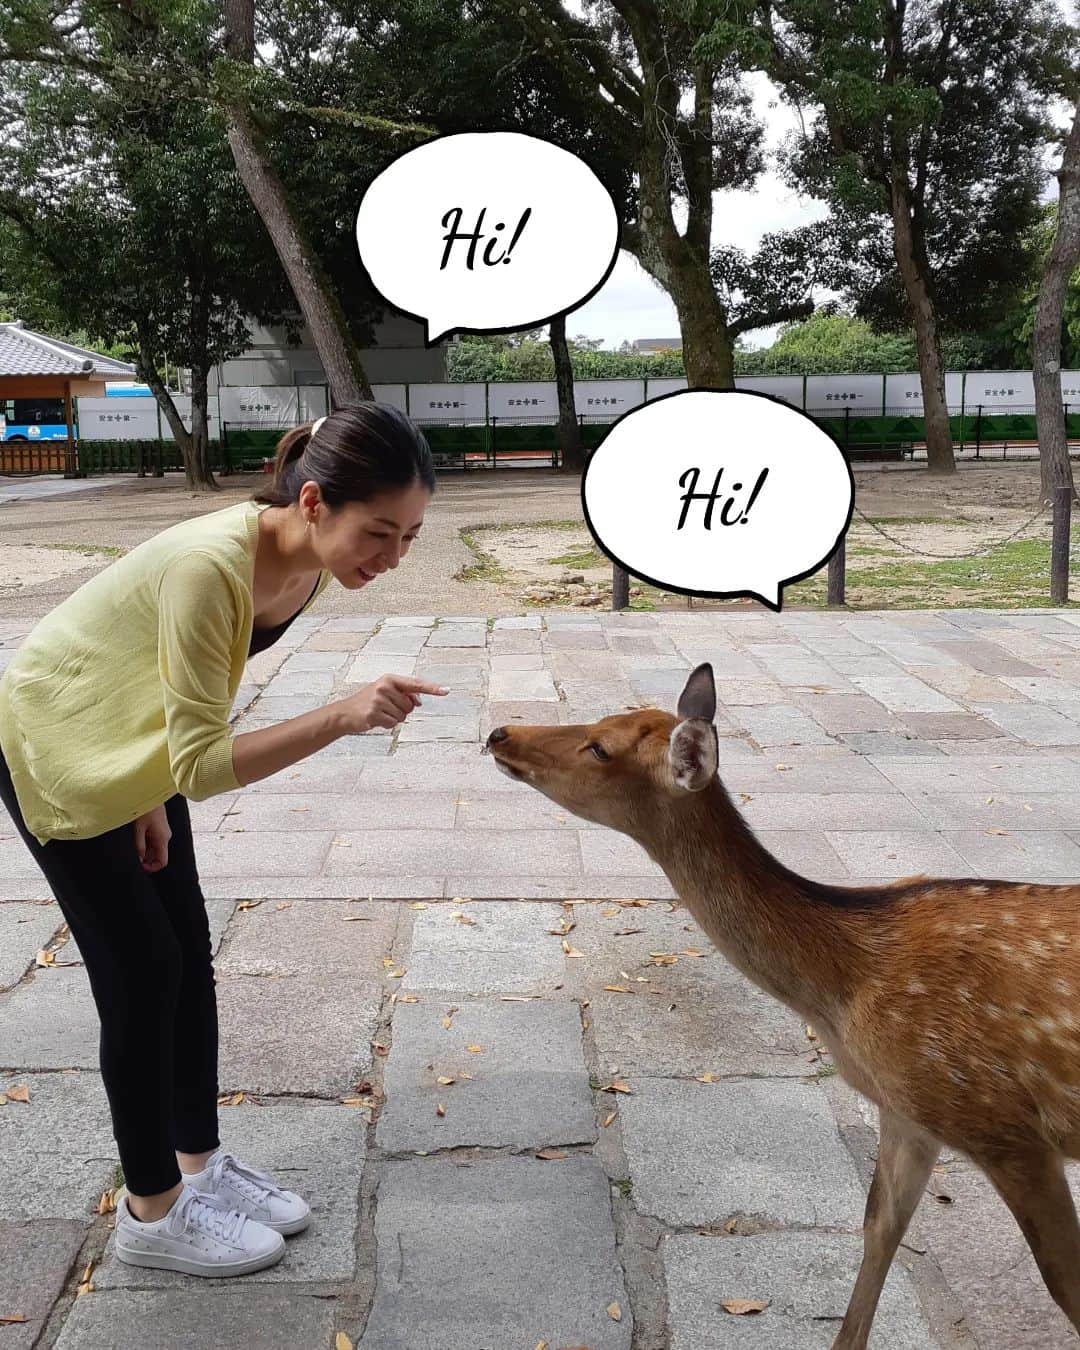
left=486, top=726, right=509, bottom=746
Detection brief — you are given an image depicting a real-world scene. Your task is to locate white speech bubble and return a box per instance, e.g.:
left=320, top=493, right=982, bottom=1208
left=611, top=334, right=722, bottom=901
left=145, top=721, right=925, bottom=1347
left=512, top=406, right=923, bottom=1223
left=581, top=390, right=854, bottom=612
left=355, top=132, right=620, bottom=345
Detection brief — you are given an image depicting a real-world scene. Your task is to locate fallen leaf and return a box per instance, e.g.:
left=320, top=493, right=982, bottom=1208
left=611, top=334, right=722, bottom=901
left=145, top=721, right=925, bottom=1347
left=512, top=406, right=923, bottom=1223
left=35, top=949, right=54, bottom=967
left=603, top=985, right=633, bottom=994
left=720, top=1298, right=769, bottom=1315
left=340, top=1097, right=374, bottom=1108
left=342, top=915, right=373, bottom=922
left=465, top=1045, right=485, bottom=1054
left=75, top=1262, right=95, bottom=1298
left=6, top=1085, right=29, bottom=1104
left=435, top=1103, right=446, bottom=1117
left=275, top=901, right=292, bottom=911
left=607, top=1301, right=622, bottom=1321
left=683, top=948, right=704, bottom=957
left=236, top=899, right=262, bottom=911
left=398, top=994, right=419, bottom=1003
left=614, top=928, right=643, bottom=937
left=441, top=1016, right=454, bottom=1030
left=724, top=1217, right=738, bottom=1234
left=0, top=1315, right=29, bottom=1325
left=985, top=827, right=1009, bottom=836
left=408, top=901, right=429, bottom=910
left=600, top=906, right=620, bottom=918
left=336, top=1334, right=354, bottom=1350
left=601, top=1111, right=617, bottom=1128
left=599, top=1080, right=632, bottom=1095
left=291, top=805, right=311, bottom=813
left=697, top=1073, right=716, bottom=1084
left=436, top=1076, right=456, bottom=1086
left=97, top=1188, right=118, bottom=1215
left=775, top=762, right=791, bottom=771
left=933, top=1191, right=954, bottom=1205
left=500, top=995, right=534, bottom=1002
left=372, top=1042, right=389, bottom=1057
left=536, top=1148, right=566, bottom=1160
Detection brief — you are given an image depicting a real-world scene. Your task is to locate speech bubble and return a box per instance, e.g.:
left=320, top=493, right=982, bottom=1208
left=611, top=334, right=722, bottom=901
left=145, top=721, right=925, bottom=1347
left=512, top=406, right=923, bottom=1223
left=581, top=389, right=854, bottom=612
left=355, top=131, right=620, bottom=346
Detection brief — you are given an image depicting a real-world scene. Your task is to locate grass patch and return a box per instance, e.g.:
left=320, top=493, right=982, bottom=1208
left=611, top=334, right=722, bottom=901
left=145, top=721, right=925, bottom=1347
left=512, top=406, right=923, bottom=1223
left=455, top=529, right=515, bottom=585
left=547, top=547, right=605, bottom=568
left=612, top=1178, right=633, bottom=1198
left=36, top=543, right=126, bottom=558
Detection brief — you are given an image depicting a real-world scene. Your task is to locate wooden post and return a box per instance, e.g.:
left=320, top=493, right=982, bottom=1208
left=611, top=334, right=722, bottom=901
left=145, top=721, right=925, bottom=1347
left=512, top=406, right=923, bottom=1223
left=1051, top=484, right=1072, bottom=606
left=612, top=563, right=630, bottom=610
left=827, top=536, right=846, bottom=607
left=62, top=380, right=77, bottom=478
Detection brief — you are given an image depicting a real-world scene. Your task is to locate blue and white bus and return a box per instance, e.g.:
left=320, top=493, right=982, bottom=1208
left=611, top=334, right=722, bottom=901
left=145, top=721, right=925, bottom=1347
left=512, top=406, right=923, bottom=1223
left=0, top=398, right=69, bottom=441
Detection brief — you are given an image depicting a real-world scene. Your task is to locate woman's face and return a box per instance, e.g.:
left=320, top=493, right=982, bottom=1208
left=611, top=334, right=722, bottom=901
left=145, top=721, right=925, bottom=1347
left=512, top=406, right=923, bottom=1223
left=306, top=481, right=431, bottom=589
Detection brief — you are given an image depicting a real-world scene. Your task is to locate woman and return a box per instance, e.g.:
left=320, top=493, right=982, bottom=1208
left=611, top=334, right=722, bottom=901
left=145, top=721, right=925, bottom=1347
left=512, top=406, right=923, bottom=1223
left=0, top=402, right=449, bottom=1277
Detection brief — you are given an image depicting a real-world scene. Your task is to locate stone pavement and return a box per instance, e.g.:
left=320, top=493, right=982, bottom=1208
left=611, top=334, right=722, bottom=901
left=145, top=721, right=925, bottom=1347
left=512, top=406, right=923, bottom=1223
left=3, top=606, right=1080, bottom=1347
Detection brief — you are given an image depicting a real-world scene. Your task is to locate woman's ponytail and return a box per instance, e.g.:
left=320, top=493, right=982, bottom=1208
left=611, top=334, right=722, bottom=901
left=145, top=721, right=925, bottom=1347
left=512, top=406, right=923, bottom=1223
left=250, top=402, right=436, bottom=511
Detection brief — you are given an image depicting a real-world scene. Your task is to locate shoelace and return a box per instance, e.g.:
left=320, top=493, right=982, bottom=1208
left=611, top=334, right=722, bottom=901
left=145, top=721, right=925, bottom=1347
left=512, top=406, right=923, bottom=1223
left=166, top=1186, right=247, bottom=1244
left=208, top=1151, right=289, bottom=1208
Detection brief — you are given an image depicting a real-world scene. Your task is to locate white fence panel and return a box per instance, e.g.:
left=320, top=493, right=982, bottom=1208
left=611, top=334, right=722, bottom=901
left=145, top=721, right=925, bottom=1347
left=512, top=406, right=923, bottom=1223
left=487, top=382, right=560, bottom=420
left=371, top=384, right=408, bottom=413
left=575, top=379, right=645, bottom=417
left=76, top=399, right=160, bottom=440
left=962, top=371, right=1035, bottom=409
left=219, top=386, right=300, bottom=425
left=408, top=383, right=486, bottom=421
left=884, top=373, right=965, bottom=410
left=734, top=376, right=805, bottom=408
left=805, top=374, right=884, bottom=413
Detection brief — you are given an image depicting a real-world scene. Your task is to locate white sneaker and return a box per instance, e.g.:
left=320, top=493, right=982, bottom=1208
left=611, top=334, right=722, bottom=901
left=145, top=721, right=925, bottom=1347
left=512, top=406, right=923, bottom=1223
left=182, top=1148, right=311, bottom=1236
left=114, top=1183, right=285, bottom=1277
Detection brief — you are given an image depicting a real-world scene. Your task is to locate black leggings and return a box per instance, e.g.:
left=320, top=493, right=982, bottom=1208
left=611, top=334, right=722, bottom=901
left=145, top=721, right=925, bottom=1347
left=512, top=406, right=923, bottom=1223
left=0, top=743, right=219, bottom=1196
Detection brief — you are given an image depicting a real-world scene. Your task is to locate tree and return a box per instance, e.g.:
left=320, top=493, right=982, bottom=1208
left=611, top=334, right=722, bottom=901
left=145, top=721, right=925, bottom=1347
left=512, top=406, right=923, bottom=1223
left=502, top=0, right=829, bottom=388
left=0, top=39, right=293, bottom=488
left=1034, top=95, right=1080, bottom=504
left=727, top=0, right=1068, bottom=473
left=549, top=313, right=586, bottom=471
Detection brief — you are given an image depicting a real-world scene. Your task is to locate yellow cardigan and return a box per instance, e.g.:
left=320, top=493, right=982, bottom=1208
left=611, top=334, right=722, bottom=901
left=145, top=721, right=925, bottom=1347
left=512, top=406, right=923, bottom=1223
left=0, top=499, right=332, bottom=845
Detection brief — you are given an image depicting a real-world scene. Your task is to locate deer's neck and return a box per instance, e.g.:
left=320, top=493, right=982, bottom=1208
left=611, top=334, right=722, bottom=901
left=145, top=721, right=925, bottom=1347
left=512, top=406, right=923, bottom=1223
left=629, top=779, right=875, bottom=1029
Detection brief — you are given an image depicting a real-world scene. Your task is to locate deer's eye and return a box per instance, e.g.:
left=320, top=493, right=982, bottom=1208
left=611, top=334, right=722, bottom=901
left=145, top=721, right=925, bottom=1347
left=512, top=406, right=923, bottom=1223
left=589, top=743, right=610, bottom=762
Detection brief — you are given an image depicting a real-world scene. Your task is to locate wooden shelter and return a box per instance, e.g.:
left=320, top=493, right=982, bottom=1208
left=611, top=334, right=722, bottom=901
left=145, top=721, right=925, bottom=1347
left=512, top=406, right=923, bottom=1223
left=0, top=322, right=137, bottom=475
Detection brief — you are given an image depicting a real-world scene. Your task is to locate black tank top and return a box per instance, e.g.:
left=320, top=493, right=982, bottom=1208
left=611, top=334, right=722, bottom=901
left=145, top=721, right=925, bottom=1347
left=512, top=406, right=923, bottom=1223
left=247, top=573, right=321, bottom=658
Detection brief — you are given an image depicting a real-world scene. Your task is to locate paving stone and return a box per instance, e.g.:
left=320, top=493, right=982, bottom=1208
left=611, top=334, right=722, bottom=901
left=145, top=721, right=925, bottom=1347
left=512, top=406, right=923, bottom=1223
left=0, top=1219, right=89, bottom=1350
left=442, top=873, right=679, bottom=900
left=202, top=875, right=447, bottom=900
left=360, top=1156, right=630, bottom=1350
left=790, top=692, right=907, bottom=733
left=222, top=790, right=457, bottom=832
left=189, top=830, right=334, bottom=877
left=324, top=829, right=581, bottom=878
left=241, top=694, right=329, bottom=720
left=824, top=831, right=974, bottom=878
left=0, top=1071, right=117, bottom=1219
left=756, top=831, right=852, bottom=878
left=720, top=756, right=896, bottom=795
left=241, top=756, right=367, bottom=795
left=0, top=836, right=50, bottom=881
left=344, top=653, right=419, bottom=683
left=396, top=716, right=479, bottom=743
left=970, top=702, right=1080, bottom=745
left=849, top=676, right=964, bottom=714
left=741, top=792, right=932, bottom=832
left=95, top=1100, right=366, bottom=1286
left=488, top=668, right=559, bottom=701
left=0, top=965, right=98, bottom=1067
left=729, top=706, right=835, bottom=747
left=377, top=999, right=594, bottom=1151
left=665, top=1232, right=934, bottom=1349
left=492, top=616, right=542, bottom=628
left=490, top=652, right=544, bottom=670
left=216, top=973, right=382, bottom=1097
left=454, top=791, right=602, bottom=831
left=836, top=732, right=946, bottom=756
left=215, top=898, right=397, bottom=977
left=543, top=629, right=609, bottom=649
left=579, top=831, right=667, bottom=876
left=482, top=702, right=562, bottom=738
left=619, top=1078, right=866, bottom=1227
left=55, top=1290, right=339, bottom=1349
left=425, top=626, right=486, bottom=647
left=402, top=899, right=569, bottom=994
left=907, top=792, right=1080, bottom=832
left=0, top=899, right=64, bottom=990
left=363, top=630, right=431, bottom=654
left=950, top=829, right=1080, bottom=879
left=898, top=712, right=1002, bottom=740
left=567, top=905, right=812, bottom=1079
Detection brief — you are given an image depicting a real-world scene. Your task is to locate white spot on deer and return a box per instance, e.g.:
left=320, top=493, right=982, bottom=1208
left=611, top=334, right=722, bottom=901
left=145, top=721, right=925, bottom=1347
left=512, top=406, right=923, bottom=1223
left=969, top=885, right=989, bottom=895
left=907, top=979, right=926, bottom=996
left=1001, top=913, right=1017, bottom=926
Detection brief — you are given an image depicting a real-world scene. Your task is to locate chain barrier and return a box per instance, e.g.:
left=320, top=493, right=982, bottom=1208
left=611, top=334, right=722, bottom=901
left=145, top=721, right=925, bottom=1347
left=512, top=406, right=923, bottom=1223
left=849, top=501, right=1054, bottom=561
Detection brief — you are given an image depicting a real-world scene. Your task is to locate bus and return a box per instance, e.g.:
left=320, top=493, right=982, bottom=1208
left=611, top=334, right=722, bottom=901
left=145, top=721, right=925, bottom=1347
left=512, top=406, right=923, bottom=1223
left=0, top=398, right=69, bottom=441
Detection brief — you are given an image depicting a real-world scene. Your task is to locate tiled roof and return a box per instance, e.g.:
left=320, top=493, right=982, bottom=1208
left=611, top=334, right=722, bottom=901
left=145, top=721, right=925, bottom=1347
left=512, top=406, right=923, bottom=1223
left=0, top=322, right=136, bottom=378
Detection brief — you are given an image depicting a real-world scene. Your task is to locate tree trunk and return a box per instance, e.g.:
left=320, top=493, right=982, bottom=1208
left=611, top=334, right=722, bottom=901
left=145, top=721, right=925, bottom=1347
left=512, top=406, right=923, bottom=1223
left=187, top=360, right=216, bottom=492
left=549, top=313, right=585, bottom=471
left=890, top=172, right=955, bottom=474
left=135, top=334, right=199, bottom=475
left=223, top=0, right=372, bottom=408
left=1035, top=96, right=1080, bottom=506
left=667, top=257, right=735, bottom=388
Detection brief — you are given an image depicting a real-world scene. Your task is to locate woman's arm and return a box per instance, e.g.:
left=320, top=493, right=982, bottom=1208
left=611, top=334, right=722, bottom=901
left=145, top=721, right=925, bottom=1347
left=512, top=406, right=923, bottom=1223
left=231, top=675, right=447, bottom=788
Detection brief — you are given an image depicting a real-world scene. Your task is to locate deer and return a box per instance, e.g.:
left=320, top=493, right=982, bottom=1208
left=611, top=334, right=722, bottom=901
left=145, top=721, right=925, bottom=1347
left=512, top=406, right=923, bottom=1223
left=483, top=661, right=1080, bottom=1348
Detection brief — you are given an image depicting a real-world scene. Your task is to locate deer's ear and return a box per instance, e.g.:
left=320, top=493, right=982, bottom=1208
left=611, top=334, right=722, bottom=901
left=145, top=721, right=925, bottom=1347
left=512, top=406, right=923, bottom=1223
left=677, top=663, right=716, bottom=723
left=668, top=718, right=718, bottom=793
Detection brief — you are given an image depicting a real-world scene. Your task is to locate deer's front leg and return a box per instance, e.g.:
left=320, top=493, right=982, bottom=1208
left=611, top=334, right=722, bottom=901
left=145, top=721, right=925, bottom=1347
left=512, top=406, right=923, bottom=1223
left=832, top=1105, right=940, bottom=1350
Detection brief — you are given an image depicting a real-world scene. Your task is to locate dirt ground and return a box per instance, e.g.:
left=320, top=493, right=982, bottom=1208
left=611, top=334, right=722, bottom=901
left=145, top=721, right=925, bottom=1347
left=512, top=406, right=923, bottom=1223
left=0, top=459, right=1069, bottom=624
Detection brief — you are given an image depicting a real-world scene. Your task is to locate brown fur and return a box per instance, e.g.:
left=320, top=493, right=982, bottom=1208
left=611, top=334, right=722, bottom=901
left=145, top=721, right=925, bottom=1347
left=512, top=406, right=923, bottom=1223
left=486, top=668, right=1080, bottom=1348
